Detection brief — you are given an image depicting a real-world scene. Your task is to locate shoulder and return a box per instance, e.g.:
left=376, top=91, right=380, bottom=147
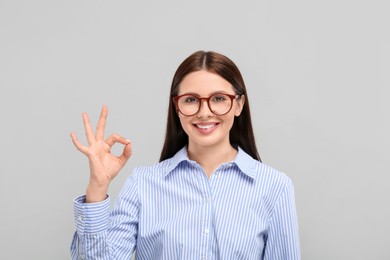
left=132, top=147, right=189, bottom=179
left=247, top=160, right=296, bottom=217
left=236, top=148, right=293, bottom=204
left=132, top=159, right=172, bottom=178
left=254, top=161, right=293, bottom=194
left=236, top=147, right=292, bottom=190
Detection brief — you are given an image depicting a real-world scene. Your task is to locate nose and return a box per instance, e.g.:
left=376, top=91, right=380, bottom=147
left=197, top=99, right=213, bottom=118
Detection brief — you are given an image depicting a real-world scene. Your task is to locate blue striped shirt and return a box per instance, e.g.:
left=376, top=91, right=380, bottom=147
left=71, top=147, right=300, bottom=259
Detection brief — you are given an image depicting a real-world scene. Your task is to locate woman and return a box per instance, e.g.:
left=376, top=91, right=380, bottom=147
left=70, top=51, right=300, bottom=259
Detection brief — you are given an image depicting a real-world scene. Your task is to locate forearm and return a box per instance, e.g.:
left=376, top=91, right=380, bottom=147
left=71, top=173, right=139, bottom=260
left=71, top=195, right=112, bottom=260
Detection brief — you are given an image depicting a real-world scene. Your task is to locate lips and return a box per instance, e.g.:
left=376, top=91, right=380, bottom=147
left=195, top=123, right=216, bottom=129
left=193, top=122, right=219, bottom=134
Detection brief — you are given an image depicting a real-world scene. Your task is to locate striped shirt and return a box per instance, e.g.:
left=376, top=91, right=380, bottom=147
left=71, top=147, right=300, bottom=259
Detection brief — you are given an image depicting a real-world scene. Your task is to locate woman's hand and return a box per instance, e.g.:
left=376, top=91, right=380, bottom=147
left=70, top=105, right=132, bottom=202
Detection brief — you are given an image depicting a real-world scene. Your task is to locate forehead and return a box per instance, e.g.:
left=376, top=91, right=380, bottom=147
left=178, top=70, right=234, bottom=95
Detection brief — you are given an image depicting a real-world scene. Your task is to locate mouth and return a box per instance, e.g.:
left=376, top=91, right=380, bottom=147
left=194, top=123, right=218, bottom=129
left=192, top=122, right=219, bottom=134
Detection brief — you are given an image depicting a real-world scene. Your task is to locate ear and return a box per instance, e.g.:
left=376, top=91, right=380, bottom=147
left=234, top=95, right=245, bottom=117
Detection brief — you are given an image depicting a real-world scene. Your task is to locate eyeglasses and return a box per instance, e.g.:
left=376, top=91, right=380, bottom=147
left=173, top=92, right=241, bottom=116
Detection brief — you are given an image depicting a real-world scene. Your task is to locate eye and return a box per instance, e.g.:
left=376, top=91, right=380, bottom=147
left=183, top=95, right=199, bottom=103
left=211, top=94, right=228, bottom=103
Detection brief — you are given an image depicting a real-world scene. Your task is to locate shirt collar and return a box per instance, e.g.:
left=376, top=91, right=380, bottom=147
left=165, top=147, right=190, bottom=177
left=165, top=146, right=258, bottom=179
left=232, top=147, right=258, bottom=179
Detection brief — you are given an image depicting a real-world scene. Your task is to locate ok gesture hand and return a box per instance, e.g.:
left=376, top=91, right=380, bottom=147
left=70, top=105, right=132, bottom=202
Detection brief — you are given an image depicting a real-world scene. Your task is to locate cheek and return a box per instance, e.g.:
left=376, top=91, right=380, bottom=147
left=178, top=115, right=185, bottom=127
left=222, top=114, right=236, bottom=128
left=178, top=115, right=192, bottom=131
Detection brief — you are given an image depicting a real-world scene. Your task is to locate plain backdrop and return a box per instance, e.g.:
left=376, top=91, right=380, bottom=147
left=0, top=0, right=389, bottom=259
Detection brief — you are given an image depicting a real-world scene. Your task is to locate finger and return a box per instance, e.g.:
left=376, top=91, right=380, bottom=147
left=96, top=105, right=108, bottom=140
left=105, top=133, right=129, bottom=148
left=70, top=132, right=88, bottom=154
left=82, top=112, right=95, bottom=145
left=118, top=141, right=132, bottom=165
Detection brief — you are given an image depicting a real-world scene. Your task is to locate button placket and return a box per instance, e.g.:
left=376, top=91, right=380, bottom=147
left=199, top=168, right=213, bottom=260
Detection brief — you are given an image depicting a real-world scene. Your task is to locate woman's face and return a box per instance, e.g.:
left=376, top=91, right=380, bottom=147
left=177, top=70, right=245, bottom=151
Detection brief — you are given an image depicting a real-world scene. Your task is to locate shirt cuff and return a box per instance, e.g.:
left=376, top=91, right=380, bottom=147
left=73, top=195, right=111, bottom=235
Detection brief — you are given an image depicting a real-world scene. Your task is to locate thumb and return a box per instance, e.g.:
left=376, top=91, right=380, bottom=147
left=118, top=141, right=132, bottom=165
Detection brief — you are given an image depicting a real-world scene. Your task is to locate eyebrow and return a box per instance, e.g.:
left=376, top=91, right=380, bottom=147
left=179, top=91, right=234, bottom=97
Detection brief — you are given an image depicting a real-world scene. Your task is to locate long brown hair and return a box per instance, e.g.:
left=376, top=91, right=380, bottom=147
left=159, top=51, right=261, bottom=162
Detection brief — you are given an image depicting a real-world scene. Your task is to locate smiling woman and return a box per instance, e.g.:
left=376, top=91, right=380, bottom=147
left=172, top=70, right=246, bottom=174
left=70, top=51, right=300, bottom=260
left=160, top=51, right=260, bottom=163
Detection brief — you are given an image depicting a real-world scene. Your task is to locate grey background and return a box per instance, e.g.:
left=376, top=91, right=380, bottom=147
left=0, top=0, right=389, bottom=259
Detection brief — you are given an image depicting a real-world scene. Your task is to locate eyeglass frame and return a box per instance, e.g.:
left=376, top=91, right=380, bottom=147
left=173, top=92, right=242, bottom=116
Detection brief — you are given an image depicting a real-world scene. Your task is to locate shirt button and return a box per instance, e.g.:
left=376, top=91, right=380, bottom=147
left=80, top=255, right=85, bottom=259
left=204, top=228, right=209, bottom=234
left=78, top=216, right=83, bottom=222
left=206, top=197, right=210, bottom=203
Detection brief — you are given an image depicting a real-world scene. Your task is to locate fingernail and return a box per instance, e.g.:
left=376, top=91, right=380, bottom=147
left=125, top=139, right=131, bottom=144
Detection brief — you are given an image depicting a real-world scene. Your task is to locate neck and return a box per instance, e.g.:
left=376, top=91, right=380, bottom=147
left=187, top=142, right=237, bottom=178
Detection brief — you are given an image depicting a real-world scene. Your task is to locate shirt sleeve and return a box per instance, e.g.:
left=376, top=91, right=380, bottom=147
left=263, top=179, right=301, bottom=260
left=70, top=172, right=140, bottom=260
left=70, top=195, right=111, bottom=260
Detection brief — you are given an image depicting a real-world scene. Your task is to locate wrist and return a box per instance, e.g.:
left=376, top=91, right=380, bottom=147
left=86, top=182, right=109, bottom=203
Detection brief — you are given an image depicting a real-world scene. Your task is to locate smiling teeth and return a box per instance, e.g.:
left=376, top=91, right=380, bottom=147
left=197, top=124, right=215, bottom=129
